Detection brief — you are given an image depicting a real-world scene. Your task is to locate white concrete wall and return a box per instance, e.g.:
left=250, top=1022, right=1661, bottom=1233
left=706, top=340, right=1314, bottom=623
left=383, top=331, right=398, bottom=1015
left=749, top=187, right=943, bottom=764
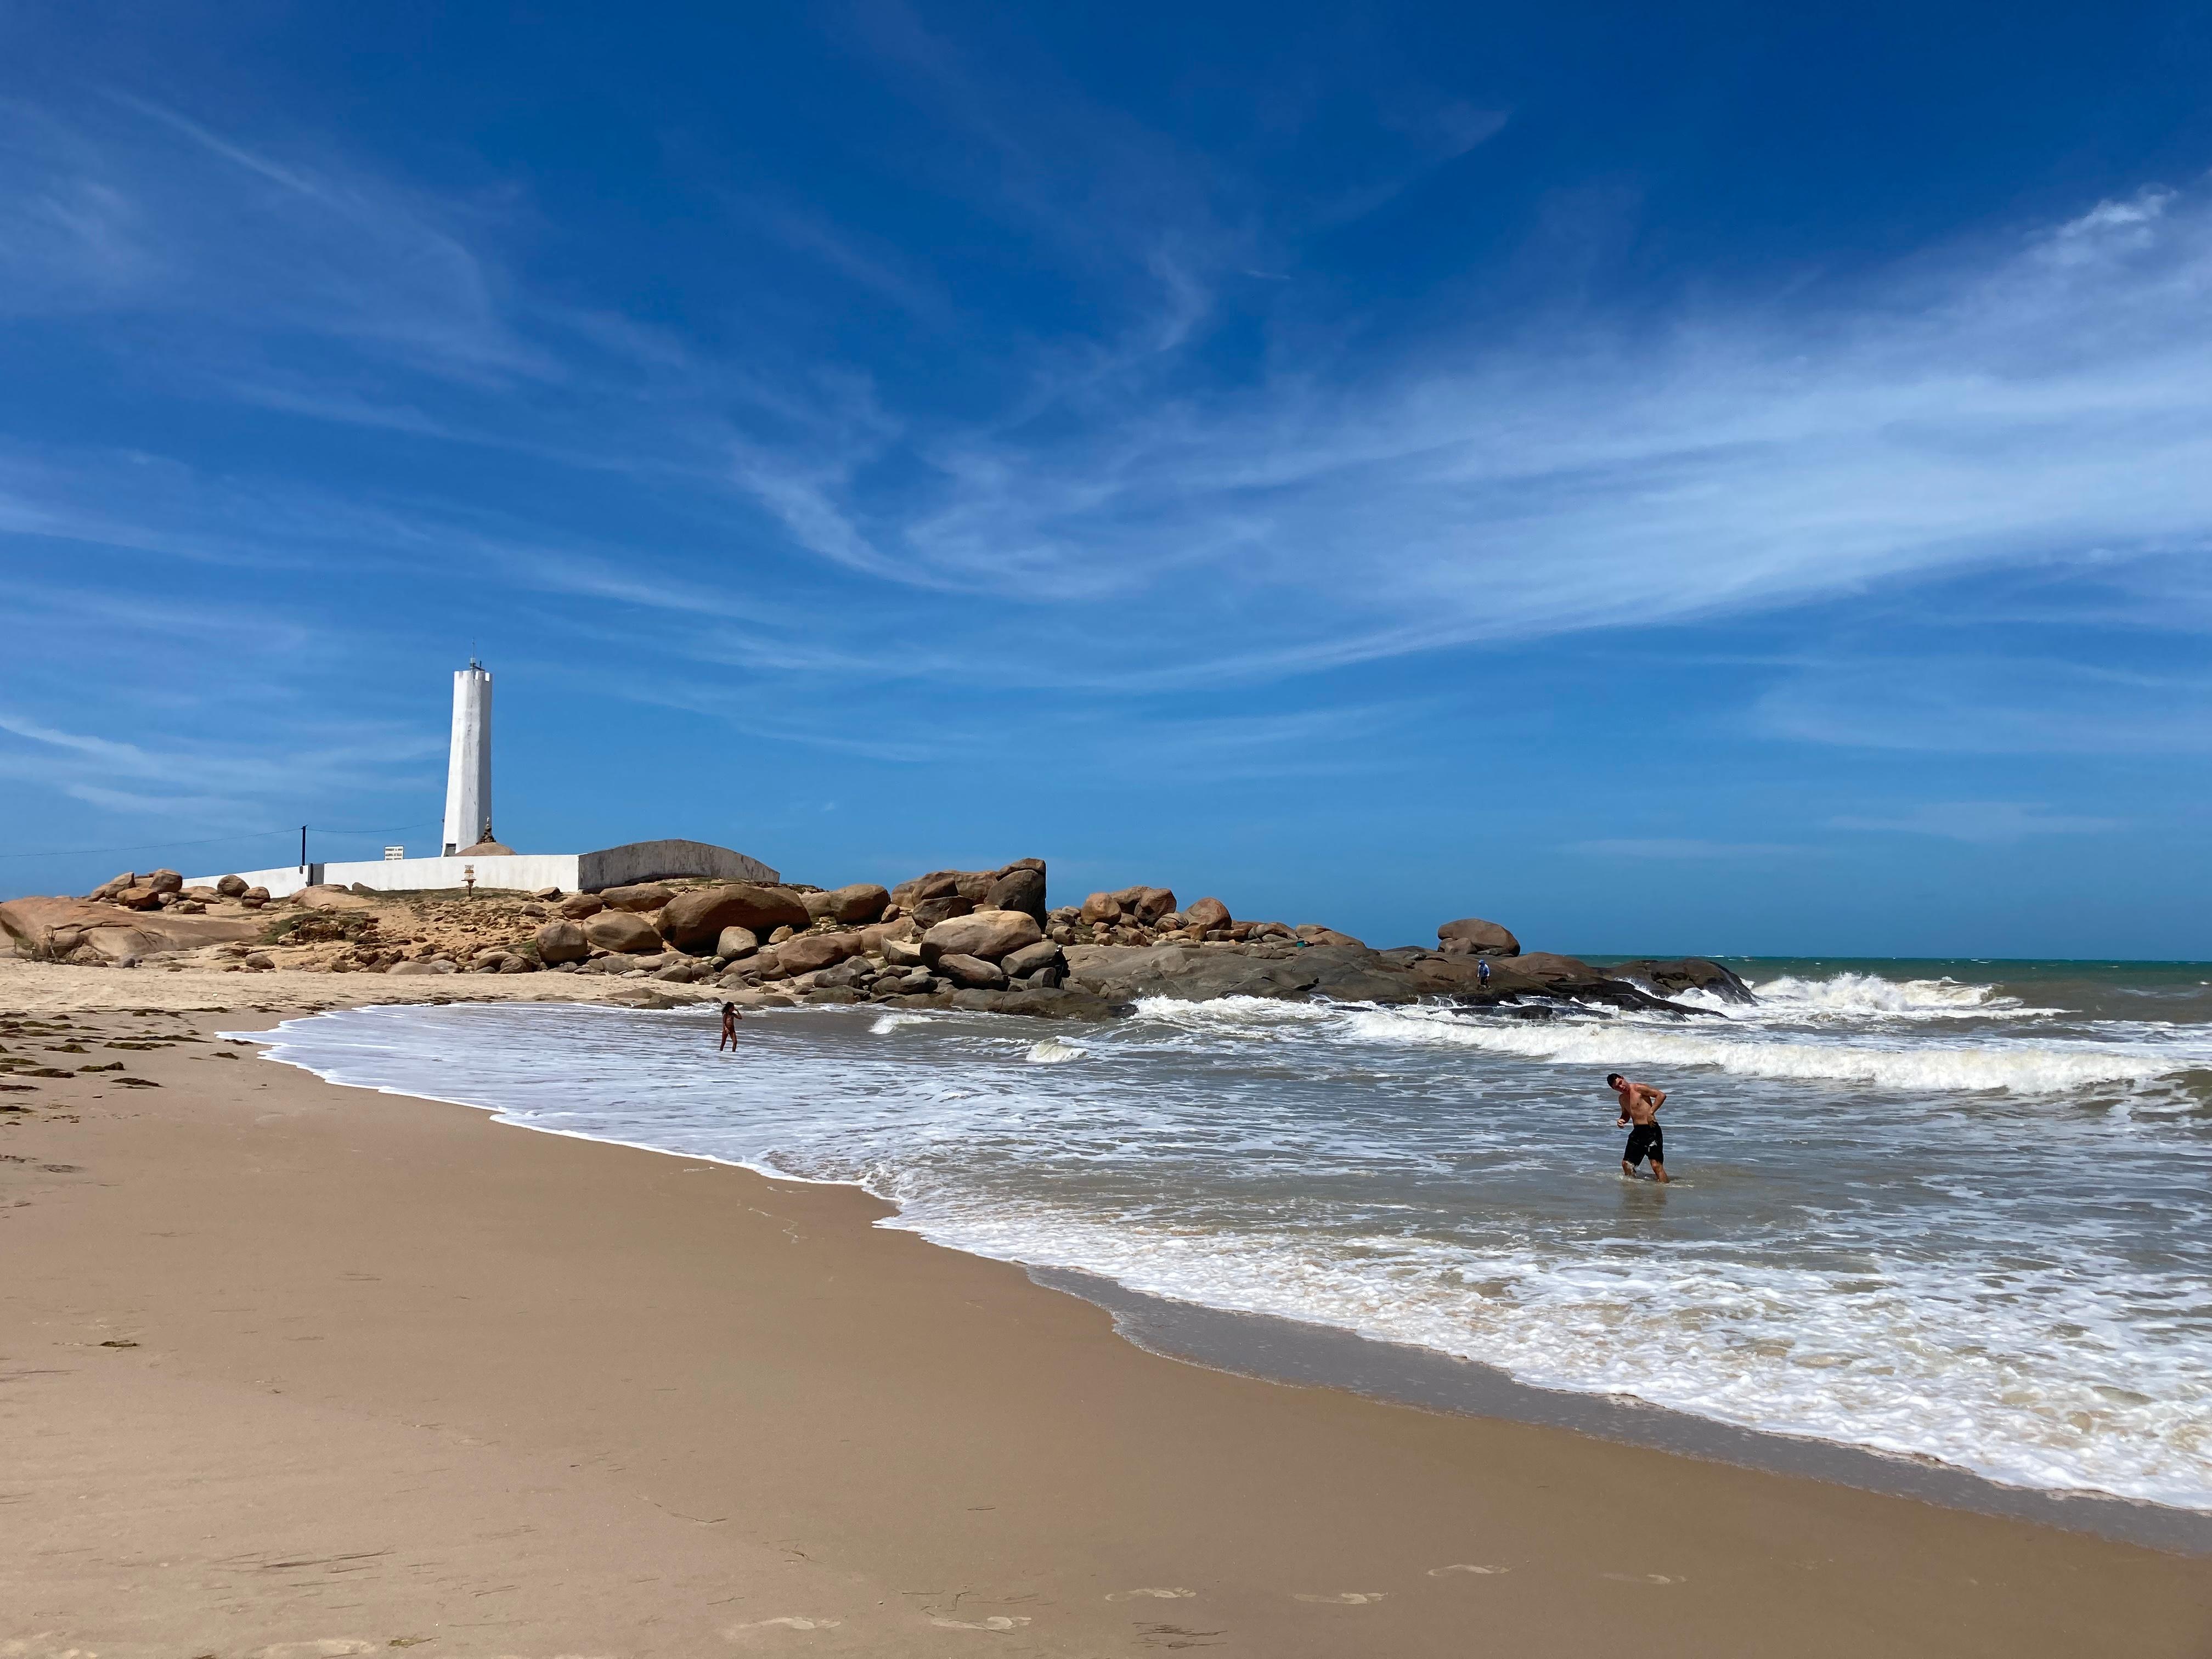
left=325, top=854, right=580, bottom=894
left=441, top=664, right=493, bottom=854
left=189, top=841, right=777, bottom=897
left=183, top=865, right=316, bottom=898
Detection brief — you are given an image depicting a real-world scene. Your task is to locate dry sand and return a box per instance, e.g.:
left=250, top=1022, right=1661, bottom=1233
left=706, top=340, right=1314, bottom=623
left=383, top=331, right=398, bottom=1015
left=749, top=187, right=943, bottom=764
left=2, top=971, right=2207, bottom=1657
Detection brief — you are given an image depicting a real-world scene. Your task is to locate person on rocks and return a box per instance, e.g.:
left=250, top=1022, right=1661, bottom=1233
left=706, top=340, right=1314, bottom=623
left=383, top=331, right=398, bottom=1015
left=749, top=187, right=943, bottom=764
left=1477, top=958, right=1491, bottom=990
left=1606, top=1071, right=1668, bottom=1182
left=718, top=1001, right=741, bottom=1052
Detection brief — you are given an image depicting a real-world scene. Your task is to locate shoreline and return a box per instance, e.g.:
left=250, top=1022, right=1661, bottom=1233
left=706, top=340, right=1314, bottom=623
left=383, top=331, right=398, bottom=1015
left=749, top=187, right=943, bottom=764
left=244, top=997, right=2212, bottom=1549
left=5, top=970, right=2211, bottom=1653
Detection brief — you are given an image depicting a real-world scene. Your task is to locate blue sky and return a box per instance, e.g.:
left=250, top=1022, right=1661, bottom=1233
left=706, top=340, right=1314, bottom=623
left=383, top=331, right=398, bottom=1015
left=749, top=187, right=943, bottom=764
left=4, top=2, right=2209, bottom=956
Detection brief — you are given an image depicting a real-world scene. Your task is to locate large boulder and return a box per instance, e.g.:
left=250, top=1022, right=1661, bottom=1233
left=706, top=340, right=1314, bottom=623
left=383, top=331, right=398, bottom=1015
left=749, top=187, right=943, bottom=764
left=922, top=910, right=1044, bottom=964
left=599, top=883, right=674, bottom=913
left=777, top=932, right=858, bottom=975
left=822, top=882, right=886, bottom=924
left=533, top=919, right=590, bottom=965
left=715, top=926, right=760, bottom=960
left=1296, top=924, right=1366, bottom=949
left=1186, top=896, right=1231, bottom=932
left=1115, top=886, right=1177, bottom=924
left=216, top=874, right=249, bottom=899
left=1001, top=939, right=1064, bottom=980
left=1438, top=917, right=1520, bottom=957
left=0, top=895, right=261, bottom=961
left=144, top=869, right=183, bottom=895
left=560, top=892, right=606, bottom=919
left=659, top=884, right=811, bottom=951
left=952, top=870, right=998, bottom=903
left=891, top=871, right=962, bottom=909
left=1080, top=891, right=1121, bottom=923
left=909, top=895, right=974, bottom=929
left=936, top=952, right=1008, bottom=990
left=584, top=910, right=663, bottom=953
left=388, top=958, right=458, bottom=976
left=984, top=866, right=1047, bottom=926
left=114, top=885, right=163, bottom=910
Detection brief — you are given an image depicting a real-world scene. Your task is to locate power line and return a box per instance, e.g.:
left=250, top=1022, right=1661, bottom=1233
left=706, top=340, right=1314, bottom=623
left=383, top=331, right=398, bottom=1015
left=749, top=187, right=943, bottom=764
left=0, top=820, right=442, bottom=862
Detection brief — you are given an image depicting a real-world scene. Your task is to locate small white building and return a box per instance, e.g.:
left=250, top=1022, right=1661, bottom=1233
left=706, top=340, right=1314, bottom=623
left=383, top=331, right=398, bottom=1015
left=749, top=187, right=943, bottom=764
left=189, top=664, right=778, bottom=896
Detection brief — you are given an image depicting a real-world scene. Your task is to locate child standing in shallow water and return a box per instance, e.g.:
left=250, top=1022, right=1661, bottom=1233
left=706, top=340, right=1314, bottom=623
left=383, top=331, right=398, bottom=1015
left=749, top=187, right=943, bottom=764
left=718, top=1001, right=741, bottom=1051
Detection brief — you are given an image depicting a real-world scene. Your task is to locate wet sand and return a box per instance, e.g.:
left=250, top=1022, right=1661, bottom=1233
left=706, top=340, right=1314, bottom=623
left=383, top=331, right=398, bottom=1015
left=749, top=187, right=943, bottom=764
left=2, top=991, right=2207, bottom=1656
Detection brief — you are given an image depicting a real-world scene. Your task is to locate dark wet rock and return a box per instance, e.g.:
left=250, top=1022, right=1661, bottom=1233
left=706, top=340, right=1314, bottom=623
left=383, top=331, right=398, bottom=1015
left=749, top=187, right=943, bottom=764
left=984, top=865, right=1048, bottom=927
left=1604, top=957, right=1757, bottom=1003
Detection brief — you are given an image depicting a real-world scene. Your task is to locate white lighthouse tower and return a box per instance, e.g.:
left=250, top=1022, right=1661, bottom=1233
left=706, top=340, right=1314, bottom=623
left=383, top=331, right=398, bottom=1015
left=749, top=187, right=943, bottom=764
left=441, top=661, right=494, bottom=855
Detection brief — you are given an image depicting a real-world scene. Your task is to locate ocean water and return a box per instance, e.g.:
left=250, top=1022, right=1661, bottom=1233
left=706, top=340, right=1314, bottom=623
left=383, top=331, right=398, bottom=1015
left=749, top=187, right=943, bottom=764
left=246, top=959, right=2212, bottom=1513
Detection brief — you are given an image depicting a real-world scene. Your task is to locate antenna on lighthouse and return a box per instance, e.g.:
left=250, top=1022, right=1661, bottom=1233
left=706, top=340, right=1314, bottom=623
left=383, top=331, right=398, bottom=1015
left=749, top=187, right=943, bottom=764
left=442, top=662, right=493, bottom=856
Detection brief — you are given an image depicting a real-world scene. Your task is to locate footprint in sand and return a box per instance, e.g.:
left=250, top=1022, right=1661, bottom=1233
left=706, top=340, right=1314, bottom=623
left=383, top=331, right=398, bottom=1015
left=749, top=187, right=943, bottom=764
left=1294, top=1593, right=1386, bottom=1605
left=725, top=1616, right=843, bottom=1634
left=929, top=1616, right=1031, bottom=1631
left=1107, top=1588, right=1197, bottom=1601
left=1429, top=1564, right=1510, bottom=1577
left=1601, top=1572, right=1684, bottom=1584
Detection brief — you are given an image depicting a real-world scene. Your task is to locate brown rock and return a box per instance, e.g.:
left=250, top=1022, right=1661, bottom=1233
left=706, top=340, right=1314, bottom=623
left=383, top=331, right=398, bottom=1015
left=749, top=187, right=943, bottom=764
left=1186, top=896, right=1231, bottom=931
left=827, top=883, right=891, bottom=924
left=892, top=871, right=961, bottom=909
left=936, top=952, right=1008, bottom=990
left=1120, top=887, right=1177, bottom=924
left=715, top=926, right=760, bottom=960
left=1437, top=917, right=1521, bottom=957
left=0, top=894, right=260, bottom=961
left=1297, top=925, right=1366, bottom=949
left=984, top=866, right=1047, bottom=926
left=953, top=871, right=998, bottom=904
left=296, top=885, right=374, bottom=911
left=560, top=893, right=605, bottom=919
left=1001, top=939, right=1063, bottom=980
left=244, top=886, right=270, bottom=903
left=114, top=885, right=162, bottom=910
left=922, top=910, right=1044, bottom=964
left=214, top=874, right=249, bottom=898
left=387, top=958, right=458, bottom=976
left=600, top=883, right=674, bottom=913
left=660, top=884, right=811, bottom=951
left=584, top=910, right=663, bottom=954
left=1496, top=951, right=1600, bottom=983
left=778, top=932, right=857, bottom=975
left=534, top=919, right=590, bottom=965
left=145, top=869, right=183, bottom=895
left=1080, top=891, right=1122, bottom=923
left=909, top=895, right=974, bottom=929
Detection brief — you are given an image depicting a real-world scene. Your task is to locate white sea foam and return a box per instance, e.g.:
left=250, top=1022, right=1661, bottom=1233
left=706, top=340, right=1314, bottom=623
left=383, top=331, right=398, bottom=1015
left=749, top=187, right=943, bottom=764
left=870, top=1013, right=934, bottom=1034
left=1747, top=972, right=2029, bottom=1019
left=1026, top=1037, right=1088, bottom=1063
left=1330, top=1007, right=2185, bottom=1093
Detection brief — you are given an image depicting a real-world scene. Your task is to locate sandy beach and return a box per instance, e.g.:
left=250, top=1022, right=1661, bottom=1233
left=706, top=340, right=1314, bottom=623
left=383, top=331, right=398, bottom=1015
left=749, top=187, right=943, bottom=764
left=3, top=965, right=2208, bottom=1657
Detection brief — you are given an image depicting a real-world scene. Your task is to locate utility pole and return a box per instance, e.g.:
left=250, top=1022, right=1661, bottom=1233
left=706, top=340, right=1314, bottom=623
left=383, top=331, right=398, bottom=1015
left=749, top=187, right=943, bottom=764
left=300, top=824, right=307, bottom=874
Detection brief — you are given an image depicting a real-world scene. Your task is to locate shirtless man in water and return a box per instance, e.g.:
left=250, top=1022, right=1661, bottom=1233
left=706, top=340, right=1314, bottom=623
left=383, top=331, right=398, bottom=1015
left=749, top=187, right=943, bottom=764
left=1606, top=1071, right=1669, bottom=1182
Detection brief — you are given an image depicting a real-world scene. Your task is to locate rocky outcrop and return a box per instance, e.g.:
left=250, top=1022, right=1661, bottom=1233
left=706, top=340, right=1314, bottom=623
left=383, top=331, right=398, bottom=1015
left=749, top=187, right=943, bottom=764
left=1604, top=957, right=1756, bottom=1003
left=0, top=894, right=261, bottom=965
left=776, top=932, right=857, bottom=975
left=1437, top=917, right=1520, bottom=957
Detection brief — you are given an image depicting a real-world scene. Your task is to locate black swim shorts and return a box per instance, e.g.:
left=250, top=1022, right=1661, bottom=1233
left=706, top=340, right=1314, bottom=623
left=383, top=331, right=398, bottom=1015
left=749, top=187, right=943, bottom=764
left=1623, top=1122, right=1664, bottom=1165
